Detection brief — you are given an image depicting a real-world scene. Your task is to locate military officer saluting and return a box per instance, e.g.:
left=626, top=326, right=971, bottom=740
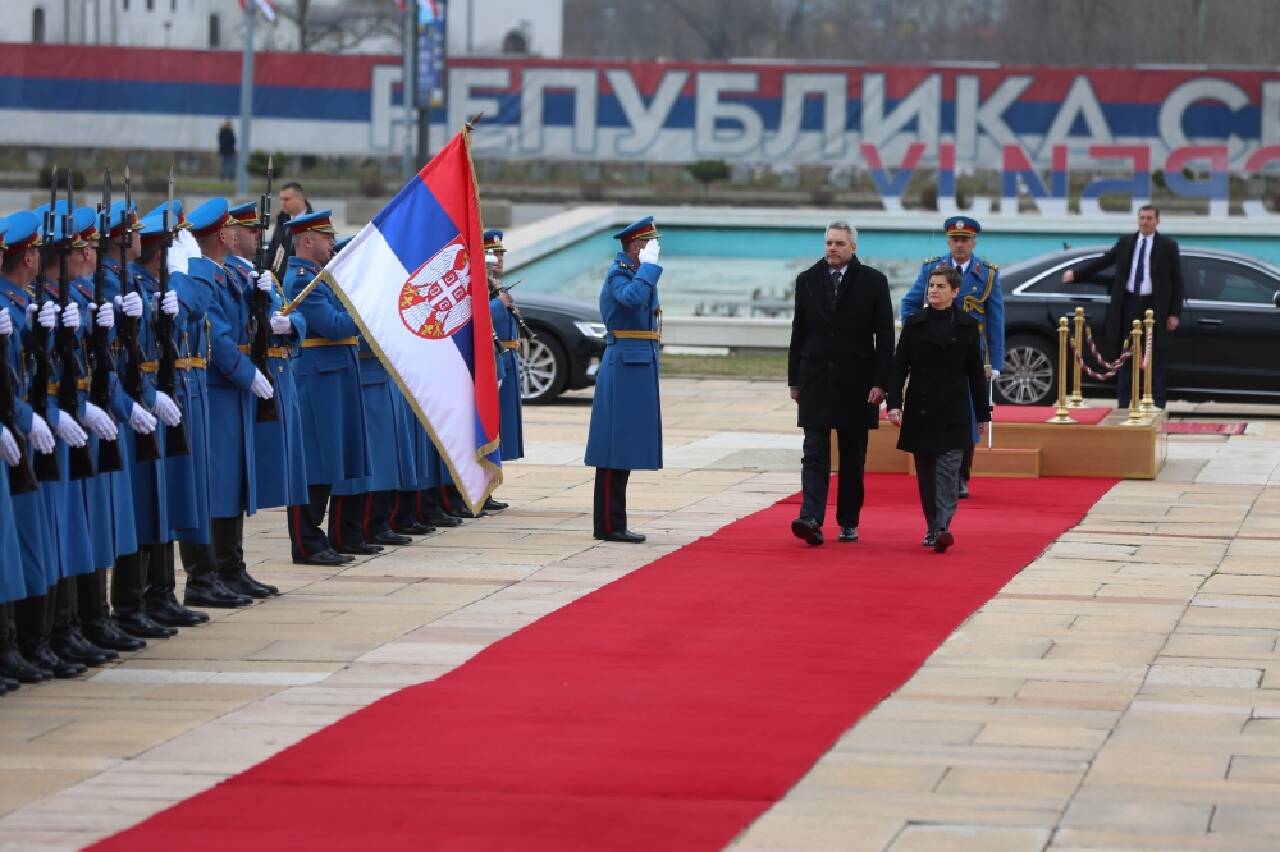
left=900, top=215, right=1004, bottom=497
left=584, top=216, right=663, bottom=543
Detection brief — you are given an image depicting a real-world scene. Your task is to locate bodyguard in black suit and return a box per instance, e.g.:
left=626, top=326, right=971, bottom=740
left=787, top=222, right=894, bottom=546
left=1063, top=205, right=1184, bottom=408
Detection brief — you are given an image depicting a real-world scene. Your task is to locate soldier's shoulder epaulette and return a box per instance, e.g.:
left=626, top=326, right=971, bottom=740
left=2, top=289, right=25, bottom=307
left=75, top=282, right=94, bottom=300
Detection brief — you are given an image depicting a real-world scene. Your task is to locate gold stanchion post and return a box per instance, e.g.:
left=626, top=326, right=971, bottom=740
left=1048, top=316, right=1076, bottom=423
left=1140, top=308, right=1157, bottom=420
left=1068, top=306, right=1085, bottom=407
left=1125, top=319, right=1144, bottom=424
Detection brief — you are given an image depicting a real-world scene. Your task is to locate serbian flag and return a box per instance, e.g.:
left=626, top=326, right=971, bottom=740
left=238, top=0, right=276, bottom=21
left=318, top=129, right=501, bottom=511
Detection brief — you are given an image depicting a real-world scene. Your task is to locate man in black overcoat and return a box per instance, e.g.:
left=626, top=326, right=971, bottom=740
left=787, top=221, right=895, bottom=546
left=1063, top=204, right=1183, bottom=408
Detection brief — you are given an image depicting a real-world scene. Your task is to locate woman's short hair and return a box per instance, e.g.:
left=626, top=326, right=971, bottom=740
left=929, top=264, right=962, bottom=290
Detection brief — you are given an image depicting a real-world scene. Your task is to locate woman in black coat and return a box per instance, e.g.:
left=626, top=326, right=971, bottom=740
left=886, top=266, right=990, bottom=552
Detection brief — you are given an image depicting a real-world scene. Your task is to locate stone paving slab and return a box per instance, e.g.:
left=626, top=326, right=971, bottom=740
left=0, top=380, right=1278, bottom=851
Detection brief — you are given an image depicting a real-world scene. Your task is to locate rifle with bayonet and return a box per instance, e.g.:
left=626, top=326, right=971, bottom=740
left=56, top=171, right=95, bottom=480
left=117, top=168, right=160, bottom=463
left=155, top=168, right=189, bottom=457
left=28, top=171, right=60, bottom=482
left=251, top=157, right=279, bottom=422
left=90, top=168, right=123, bottom=473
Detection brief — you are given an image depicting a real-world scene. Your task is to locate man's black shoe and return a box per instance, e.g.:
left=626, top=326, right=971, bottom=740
left=838, top=525, right=859, bottom=543
left=371, top=530, right=413, bottom=546
left=791, top=517, right=824, bottom=546
left=425, top=513, right=463, bottom=528
left=293, top=548, right=347, bottom=566
left=336, top=542, right=383, bottom=556
left=595, top=529, right=646, bottom=543
left=29, top=644, right=87, bottom=679
left=392, top=521, right=434, bottom=536
left=82, top=620, right=147, bottom=652
left=146, top=597, right=210, bottom=627
left=220, top=571, right=279, bottom=599
left=934, top=530, right=955, bottom=553
left=115, top=613, right=178, bottom=640
left=71, top=632, right=119, bottom=662
left=482, top=497, right=508, bottom=512
left=51, top=635, right=112, bottom=667
left=184, top=580, right=251, bottom=609
left=0, top=648, right=50, bottom=683
left=922, top=531, right=938, bottom=547
left=0, top=676, right=17, bottom=694
left=958, top=479, right=970, bottom=499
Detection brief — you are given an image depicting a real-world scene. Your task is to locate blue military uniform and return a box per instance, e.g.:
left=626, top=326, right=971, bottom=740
left=899, top=215, right=1005, bottom=491
left=283, top=210, right=370, bottom=564
left=585, top=216, right=663, bottom=542
left=485, top=229, right=524, bottom=464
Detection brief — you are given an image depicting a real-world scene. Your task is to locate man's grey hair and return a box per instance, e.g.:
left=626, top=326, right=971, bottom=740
left=826, top=220, right=857, bottom=242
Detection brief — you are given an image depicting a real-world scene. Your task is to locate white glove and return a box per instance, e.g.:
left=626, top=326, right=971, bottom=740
left=54, top=410, right=88, bottom=448
left=250, top=369, right=275, bottom=400
left=92, top=302, right=115, bottom=329
left=484, top=252, right=499, bottom=267
left=165, top=243, right=188, bottom=276
left=250, top=270, right=273, bottom=293
left=128, top=402, right=157, bottom=435
left=61, top=303, right=80, bottom=330
left=116, top=292, right=143, bottom=318
left=152, top=390, right=182, bottom=427
left=0, top=309, right=12, bottom=337
left=160, top=290, right=179, bottom=317
left=638, top=239, right=660, bottom=265
left=0, top=427, right=19, bottom=467
left=83, top=402, right=119, bottom=441
left=990, top=369, right=1001, bottom=378
left=269, top=312, right=292, bottom=335
left=37, top=301, right=58, bottom=329
left=176, top=228, right=200, bottom=257
left=27, top=413, right=56, bottom=455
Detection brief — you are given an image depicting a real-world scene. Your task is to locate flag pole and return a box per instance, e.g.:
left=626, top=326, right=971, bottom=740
left=236, top=2, right=255, bottom=197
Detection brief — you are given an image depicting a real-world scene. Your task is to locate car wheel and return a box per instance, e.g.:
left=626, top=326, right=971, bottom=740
left=519, top=333, right=567, bottom=404
left=995, top=335, right=1057, bottom=406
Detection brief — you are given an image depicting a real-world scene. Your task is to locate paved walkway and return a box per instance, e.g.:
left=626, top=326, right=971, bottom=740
left=0, top=379, right=1277, bottom=851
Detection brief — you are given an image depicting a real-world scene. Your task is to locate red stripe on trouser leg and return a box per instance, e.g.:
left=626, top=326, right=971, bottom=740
left=291, top=505, right=308, bottom=558
left=603, top=471, right=612, bottom=535
left=332, top=497, right=344, bottom=549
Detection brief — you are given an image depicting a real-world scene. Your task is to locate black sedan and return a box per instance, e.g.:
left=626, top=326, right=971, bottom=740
left=995, top=247, right=1280, bottom=406
left=508, top=293, right=606, bottom=403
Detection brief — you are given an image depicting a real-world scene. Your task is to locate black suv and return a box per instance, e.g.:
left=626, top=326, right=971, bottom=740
left=995, top=247, right=1280, bottom=406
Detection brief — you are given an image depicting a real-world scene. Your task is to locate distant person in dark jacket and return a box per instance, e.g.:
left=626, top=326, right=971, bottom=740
left=886, top=265, right=990, bottom=553
left=217, top=119, right=236, bottom=181
left=268, top=182, right=313, bottom=280
left=1062, top=204, right=1183, bottom=408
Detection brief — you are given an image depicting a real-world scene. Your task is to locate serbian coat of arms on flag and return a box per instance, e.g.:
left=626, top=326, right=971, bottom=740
left=315, top=129, right=501, bottom=512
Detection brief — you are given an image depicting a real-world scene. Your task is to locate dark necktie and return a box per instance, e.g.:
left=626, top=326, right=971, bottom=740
left=1132, top=237, right=1147, bottom=294
left=830, top=267, right=842, bottom=308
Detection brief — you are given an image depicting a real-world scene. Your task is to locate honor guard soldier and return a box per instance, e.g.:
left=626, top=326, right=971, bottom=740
left=484, top=229, right=519, bottom=512
left=126, top=212, right=209, bottom=627
left=283, top=210, right=370, bottom=565
left=900, top=216, right=1004, bottom=497
left=0, top=219, right=32, bottom=692
left=180, top=198, right=269, bottom=607
left=584, top=216, right=663, bottom=543
left=0, top=211, right=85, bottom=681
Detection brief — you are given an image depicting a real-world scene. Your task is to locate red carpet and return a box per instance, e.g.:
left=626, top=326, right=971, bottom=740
left=93, top=473, right=1114, bottom=852
left=1163, top=421, right=1246, bottom=435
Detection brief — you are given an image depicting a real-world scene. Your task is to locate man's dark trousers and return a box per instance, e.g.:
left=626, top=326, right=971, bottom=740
left=1117, top=292, right=1166, bottom=408
left=799, top=427, right=869, bottom=527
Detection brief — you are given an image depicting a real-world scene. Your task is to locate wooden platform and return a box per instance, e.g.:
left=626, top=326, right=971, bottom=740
left=859, top=408, right=1167, bottom=480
